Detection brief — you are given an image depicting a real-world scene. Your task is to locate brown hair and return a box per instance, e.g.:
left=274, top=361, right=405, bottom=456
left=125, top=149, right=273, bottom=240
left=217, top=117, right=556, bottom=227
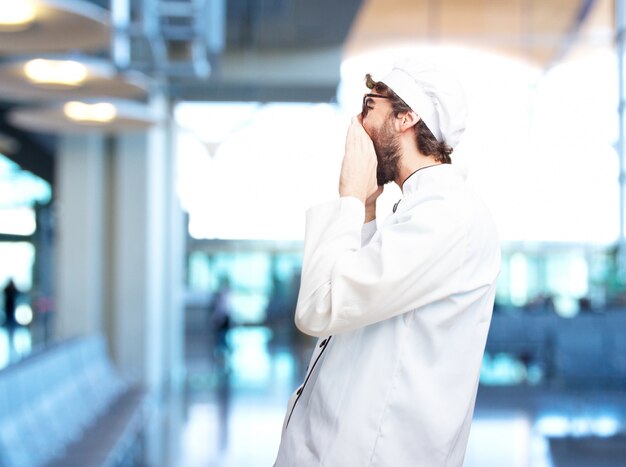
left=365, top=74, right=453, bottom=164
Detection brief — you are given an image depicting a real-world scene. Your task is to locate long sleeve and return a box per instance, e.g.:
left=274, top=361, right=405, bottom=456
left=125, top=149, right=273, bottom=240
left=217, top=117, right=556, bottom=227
left=361, top=219, right=377, bottom=246
left=294, top=194, right=471, bottom=337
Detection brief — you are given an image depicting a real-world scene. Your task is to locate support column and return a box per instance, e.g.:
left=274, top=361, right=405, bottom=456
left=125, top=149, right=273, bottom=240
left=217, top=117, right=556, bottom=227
left=54, top=134, right=106, bottom=338
left=107, top=92, right=184, bottom=396
left=618, top=0, right=626, bottom=245
left=52, top=92, right=185, bottom=422
left=162, top=104, right=186, bottom=394
left=617, top=0, right=626, bottom=275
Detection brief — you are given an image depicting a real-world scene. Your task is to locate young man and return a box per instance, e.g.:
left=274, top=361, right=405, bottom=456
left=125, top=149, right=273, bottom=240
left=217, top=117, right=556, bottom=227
left=274, top=59, right=501, bottom=467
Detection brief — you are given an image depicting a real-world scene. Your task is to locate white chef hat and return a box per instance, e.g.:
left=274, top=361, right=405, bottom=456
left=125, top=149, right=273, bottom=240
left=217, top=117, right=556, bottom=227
left=378, top=59, right=468, bottom=149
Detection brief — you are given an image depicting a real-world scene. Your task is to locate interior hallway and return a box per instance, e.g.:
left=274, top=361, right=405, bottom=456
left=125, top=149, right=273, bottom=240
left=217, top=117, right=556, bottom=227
left=153, top=325, right=626, bottom=467
left=1, top=322, right=625, bottom=467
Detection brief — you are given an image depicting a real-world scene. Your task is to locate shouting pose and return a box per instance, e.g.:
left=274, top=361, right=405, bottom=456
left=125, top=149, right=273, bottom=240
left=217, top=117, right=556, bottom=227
left=275, top=59, right=501, bottom=467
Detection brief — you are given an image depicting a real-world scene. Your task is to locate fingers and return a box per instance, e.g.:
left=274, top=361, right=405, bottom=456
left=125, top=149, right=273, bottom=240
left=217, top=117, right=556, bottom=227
left=340, top=116, right=378, bottom=203
left=352, top=114, right=365, bottom=127
left=349, top=116, right=362, bottom=136
left=348, top=115, right=372, bottom=146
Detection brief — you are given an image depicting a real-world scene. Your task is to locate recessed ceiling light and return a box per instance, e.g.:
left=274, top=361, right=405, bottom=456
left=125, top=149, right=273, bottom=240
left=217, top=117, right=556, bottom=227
left=24, top=59, right=88, bottom=88
left=64, top=101, right=117, bottom=123
left=0, top=0, right=37, bottom=31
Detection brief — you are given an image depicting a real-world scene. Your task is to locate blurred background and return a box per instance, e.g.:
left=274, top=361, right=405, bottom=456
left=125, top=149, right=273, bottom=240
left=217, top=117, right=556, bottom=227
left=0, top=0, right=625, bottom=466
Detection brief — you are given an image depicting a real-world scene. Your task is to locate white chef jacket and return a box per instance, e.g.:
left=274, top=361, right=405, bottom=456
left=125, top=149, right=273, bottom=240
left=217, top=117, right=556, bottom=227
left=274, top=164, right=500, bottom=467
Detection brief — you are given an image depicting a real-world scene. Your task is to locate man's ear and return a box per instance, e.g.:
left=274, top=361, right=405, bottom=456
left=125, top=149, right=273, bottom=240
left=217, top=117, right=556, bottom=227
left=400, top=111, right=420, bottom=132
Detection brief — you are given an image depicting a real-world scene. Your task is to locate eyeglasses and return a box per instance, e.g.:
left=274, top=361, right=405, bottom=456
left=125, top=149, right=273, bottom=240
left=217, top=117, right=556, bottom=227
left=362, top=93, right=391, bottom=108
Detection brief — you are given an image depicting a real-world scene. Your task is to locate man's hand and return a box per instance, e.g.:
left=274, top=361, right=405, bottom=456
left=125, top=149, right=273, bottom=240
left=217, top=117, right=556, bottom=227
left=339, top=116, right=381, bottom=210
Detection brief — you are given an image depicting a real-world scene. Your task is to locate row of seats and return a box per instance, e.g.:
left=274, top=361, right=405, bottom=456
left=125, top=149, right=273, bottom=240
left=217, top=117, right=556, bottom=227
left=486, top=310, right=626, bottom=385
left=0, top=335, right=147, bottom=467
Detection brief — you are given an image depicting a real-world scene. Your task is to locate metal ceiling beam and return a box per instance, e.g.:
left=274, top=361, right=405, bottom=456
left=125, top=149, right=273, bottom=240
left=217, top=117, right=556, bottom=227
left=169, top=82, right=337, bottom=102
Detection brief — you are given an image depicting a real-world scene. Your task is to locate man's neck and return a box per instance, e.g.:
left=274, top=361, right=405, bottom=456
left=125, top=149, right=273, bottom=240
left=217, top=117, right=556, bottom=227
left=394, top=151, right=441, bottom=191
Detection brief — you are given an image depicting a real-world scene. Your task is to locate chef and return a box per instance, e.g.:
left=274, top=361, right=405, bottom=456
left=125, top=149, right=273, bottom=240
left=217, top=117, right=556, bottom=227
left=274, top=59, right=501, bottom=467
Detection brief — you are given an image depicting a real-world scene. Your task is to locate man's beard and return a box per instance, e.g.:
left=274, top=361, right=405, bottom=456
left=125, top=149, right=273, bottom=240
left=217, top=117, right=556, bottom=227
left=371, top=120, right=402, bottom=186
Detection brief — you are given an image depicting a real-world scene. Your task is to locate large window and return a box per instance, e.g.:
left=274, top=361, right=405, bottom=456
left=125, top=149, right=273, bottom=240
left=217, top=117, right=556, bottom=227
left=0, top=153, right=51, bottom=293
left=175, top=102, right=350, bottom=241
left=187, top=247, right=302, bottom=325
left=175, top=45, right=622, bottom=321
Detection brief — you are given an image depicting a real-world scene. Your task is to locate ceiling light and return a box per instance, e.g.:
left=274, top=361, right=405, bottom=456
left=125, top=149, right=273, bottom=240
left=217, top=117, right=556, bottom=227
left=64, top=101, right=117, bottom=123
left=0, top=0, right=37, bottom=31
left=24, top=59, right=88, bottom=88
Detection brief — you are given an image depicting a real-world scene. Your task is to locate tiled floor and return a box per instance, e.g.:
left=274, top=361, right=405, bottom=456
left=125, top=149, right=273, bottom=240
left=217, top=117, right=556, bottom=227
left=0, top=326, right=33, bottom=368
left=2, top=324, right=625, bottom=466
left=162, top=326, right=626, bottom=467
left=160, top=326, right=303, bottom=467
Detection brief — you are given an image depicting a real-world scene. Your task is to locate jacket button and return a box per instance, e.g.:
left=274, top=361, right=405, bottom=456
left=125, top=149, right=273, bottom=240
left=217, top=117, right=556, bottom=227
left=319, top=338, right=327, bottom=347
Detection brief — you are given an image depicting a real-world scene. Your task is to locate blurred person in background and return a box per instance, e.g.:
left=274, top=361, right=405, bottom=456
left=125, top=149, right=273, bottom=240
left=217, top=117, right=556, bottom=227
left=210, top=277, right=233, bottom=361
left=274, top=59, right=501, bottom=466
left=3, top=278, right=20, bottom=360
left=3, top=279, right=18, bottom=332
